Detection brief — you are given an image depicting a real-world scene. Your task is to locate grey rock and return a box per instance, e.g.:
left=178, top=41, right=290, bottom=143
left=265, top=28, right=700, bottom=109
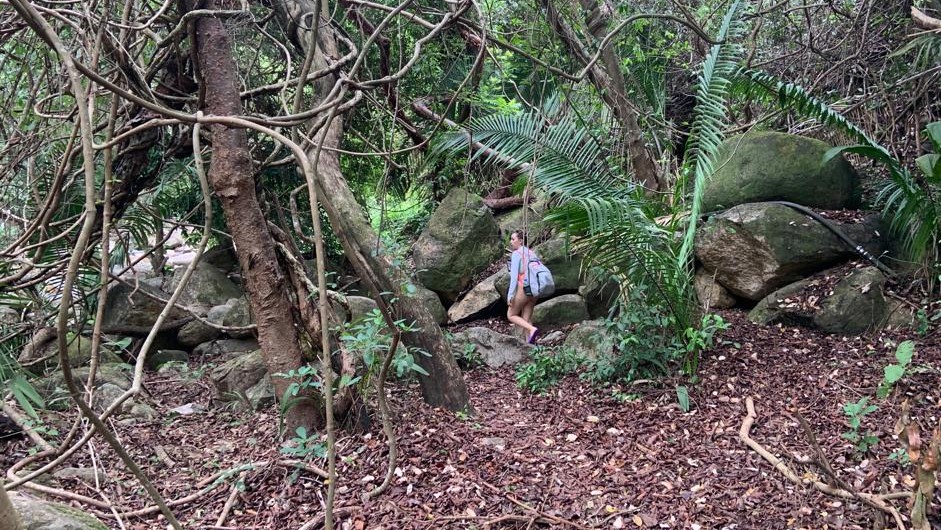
left=533, top=294, right=589, bottom=327
left=413, top=188, right=504, bottom=302
left=748, top=266, right=890, bottom=334
left=347, top=296, right=379, bottom=322
left=694, top=269, right=737, bottom=310
left=695, top=203, right=886, bottom=300
left=210, top=350, right=268, bottom=399
left=10, top=491, right=108, bottom=530
left=533, top=235, right=583, bottom=293
left=562, top=320, right=616, bottom=361
left=193, top=338, right=260, bottom=360
left=245, top=374, right=276, bottom=410
left=578, top=268, right=620, bottom=319
left=177, top=318, right=220, bottom=347
left=207, top=298, right=253, bottom=338
left=168, top=261, right=243, bottom=314
left=101, top=279, right=186, bottom=330
left=0, top=304, right=19, bottom=324
left=412, top=285, right=448, bottom=325
left=146, top=349, right=188, bottom=371
left=813, top=267, right=888, bottom=334
left=451, top=327, right=532, bottom=368
left=448, top=270, right=502, bottom=323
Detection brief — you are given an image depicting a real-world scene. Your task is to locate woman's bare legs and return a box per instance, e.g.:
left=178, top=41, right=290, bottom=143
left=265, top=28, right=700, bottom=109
left=507, top=290, right=536, bottom=336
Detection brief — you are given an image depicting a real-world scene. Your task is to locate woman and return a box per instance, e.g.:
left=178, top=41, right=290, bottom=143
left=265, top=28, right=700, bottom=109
left=507, top=230, right=539, bottom=344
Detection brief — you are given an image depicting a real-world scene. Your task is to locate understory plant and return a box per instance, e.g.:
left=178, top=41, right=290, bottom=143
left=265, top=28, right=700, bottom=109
left=515, top=346, right=583, bottom=394
left=841, top=397, right=879, bottom=454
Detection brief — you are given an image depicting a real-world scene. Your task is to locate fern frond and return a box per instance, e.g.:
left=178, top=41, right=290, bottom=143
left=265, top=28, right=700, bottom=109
left=675, top=0, right=749, bottom=283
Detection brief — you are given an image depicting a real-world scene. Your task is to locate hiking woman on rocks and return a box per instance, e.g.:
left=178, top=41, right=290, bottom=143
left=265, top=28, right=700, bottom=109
left=507, top=230, right=539, bottom=344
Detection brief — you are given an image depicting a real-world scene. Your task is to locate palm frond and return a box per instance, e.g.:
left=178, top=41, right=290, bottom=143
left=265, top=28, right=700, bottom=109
left=675, top=0, right=749, bottom=282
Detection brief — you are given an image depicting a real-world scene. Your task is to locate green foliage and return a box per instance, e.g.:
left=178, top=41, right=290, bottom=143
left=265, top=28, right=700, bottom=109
left=0, top=325, right=44, bottom=419
left=279, top=426, right=327, bottom=460
left=841, top=397, right=879, bottom=454
left=515, top=347, right=583, bottom=395
left=877, top=340, right=914, bottom=399
left=340, top=309, right=430, bottom=381
left=676, top=385, right=691, bottom=413
left=683, top=313, right=730, bottom=375
left=676, top=0, right=749, bottom=274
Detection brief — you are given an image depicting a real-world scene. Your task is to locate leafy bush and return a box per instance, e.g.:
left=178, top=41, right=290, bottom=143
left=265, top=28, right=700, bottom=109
left=842, top=397, right=879, bottom=454
left=515, top=347, right=583, bottom=394
left=877, top=340, right=914, bottom=399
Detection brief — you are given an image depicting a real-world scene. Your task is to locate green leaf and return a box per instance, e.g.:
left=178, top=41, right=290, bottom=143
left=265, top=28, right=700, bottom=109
left=895, top=340, right=915, bottom=365
left=10, top=374, right=44, bottom=419
left=883, top=364, right=905, bottom=385
left=915, top=154, right=940, bottom=182
left=926, top=122, right=941, bottom=151
left=676, top=385, right=690, bottom=413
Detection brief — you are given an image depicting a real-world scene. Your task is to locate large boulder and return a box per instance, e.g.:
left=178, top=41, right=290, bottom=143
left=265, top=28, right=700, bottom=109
left=578, top=268, right=621, bottom=319
left=207, top=297, right=253, bottom=338
left=748, top=266, right=889, bottom=334
left=532, top=294, right=589, bottom=327
left=695, top=203, right=886, bottom=300
left=101, top=278, right=187, bottom=329
left=35, top=363, right=133, bottom=411
left=447, top=270, right=503, bottom=323
left=410, top=285, right=448, bottom=326
left=168, top=261, right=243, bottom=314
left=814, top=267, right=889, bottom=334
left=450, top=327, right=532, bottom=368
left=210, top=350, right=272, bottom=409
left=412, top=188, right=503, bottom=301
left=694, top=269, right=737, bottom=310
left=10, top=491, right=108, bottom=530
left=701, top=131, right=861, bottom=211
left=562, top=320, right=616, bottom=360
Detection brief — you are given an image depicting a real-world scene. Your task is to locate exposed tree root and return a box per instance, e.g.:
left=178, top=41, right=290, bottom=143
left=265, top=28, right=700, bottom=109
left=739, top=396, right=908, bottom=530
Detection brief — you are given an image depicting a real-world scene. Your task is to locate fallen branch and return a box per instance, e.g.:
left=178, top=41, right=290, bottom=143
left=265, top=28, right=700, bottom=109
left=738, top=396, right=907, bottom=530
left=912, top=6, right=941, bottom=31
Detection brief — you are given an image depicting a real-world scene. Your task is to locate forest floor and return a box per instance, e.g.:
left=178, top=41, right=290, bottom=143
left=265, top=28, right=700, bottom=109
left=3, top=305, right=941, bottom=530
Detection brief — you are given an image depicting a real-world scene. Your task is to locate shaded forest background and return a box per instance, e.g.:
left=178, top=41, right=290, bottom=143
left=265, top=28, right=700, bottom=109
left=0, top=0, right=940, bottom=528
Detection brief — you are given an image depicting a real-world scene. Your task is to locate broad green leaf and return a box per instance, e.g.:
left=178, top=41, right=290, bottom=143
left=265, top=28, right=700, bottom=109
left=676, top=385, right=690, bottom=413
left=883, top=364, right=905, bottom=385
left=895, top=340, right=914, bottom=365
left=915, top=154, right=940, bottom=182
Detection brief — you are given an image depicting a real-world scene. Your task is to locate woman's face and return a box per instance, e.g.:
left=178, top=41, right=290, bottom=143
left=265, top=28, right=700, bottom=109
left=510, top=232, right=522, bottom=249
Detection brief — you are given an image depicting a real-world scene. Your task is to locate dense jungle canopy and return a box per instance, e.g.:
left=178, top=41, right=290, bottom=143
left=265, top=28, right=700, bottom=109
left=0, top=0, right=940, bottom=528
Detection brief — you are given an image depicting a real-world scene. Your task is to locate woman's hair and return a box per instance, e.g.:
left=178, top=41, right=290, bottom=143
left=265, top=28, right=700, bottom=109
left=511, top=230, right=526, bottom=244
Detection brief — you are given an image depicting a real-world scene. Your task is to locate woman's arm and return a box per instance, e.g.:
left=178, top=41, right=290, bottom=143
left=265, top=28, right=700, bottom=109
left=507, top=251, right=520, bottom=302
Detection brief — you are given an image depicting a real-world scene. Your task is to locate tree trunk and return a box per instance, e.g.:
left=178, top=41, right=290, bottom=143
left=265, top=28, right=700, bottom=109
left=0, top=485, right=24, bottom=530
left=273, top=0, right=472, bottom=412
left=541, top=0, right=664, bottom=192
left=193, top=2, right=321, bottom=432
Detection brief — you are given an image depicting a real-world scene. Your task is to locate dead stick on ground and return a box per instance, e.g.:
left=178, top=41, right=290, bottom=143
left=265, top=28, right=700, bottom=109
left=215, top=471, right=246, bottom=528
left=739, top=396, right=907, bottom=530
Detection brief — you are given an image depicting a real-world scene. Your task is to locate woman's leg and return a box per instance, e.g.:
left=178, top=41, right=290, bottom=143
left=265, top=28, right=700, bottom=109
left=522, top=297, right=535, bottom=324
left=507, top=291, right=536, bottom=334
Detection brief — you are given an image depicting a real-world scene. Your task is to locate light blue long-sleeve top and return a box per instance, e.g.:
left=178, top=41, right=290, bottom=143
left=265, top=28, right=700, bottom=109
left=507, top=247, right=539, bottom=302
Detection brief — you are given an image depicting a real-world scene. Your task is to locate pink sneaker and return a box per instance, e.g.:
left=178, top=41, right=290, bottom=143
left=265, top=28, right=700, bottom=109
left=527, top=328, right=540, bottom=344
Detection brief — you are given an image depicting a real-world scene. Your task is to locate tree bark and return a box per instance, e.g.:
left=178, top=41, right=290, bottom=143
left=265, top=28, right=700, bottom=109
left=541, top=0, right=664, bottom=192
left=273, top=0, right=472, bottom=412
left=192, top=2, right=320, bottom=432
left=0, top=484, right=24, bottom=530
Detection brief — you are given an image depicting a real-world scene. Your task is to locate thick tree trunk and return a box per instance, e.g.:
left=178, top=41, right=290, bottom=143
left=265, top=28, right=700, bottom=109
left=193, top=2, right=320, bottom=432
left=273, top=0, right=471, bottom=412
left=0, top=485, right=24, bottom=530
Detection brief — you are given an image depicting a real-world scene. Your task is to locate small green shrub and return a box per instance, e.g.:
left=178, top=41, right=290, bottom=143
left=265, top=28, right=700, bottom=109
left=515, top=347, right=583, bottom=394
left=877, top=340, right=914, bottom=398
left=841, top=397, right=879, bottom=454
left=279, top=426, right=326, bottom=460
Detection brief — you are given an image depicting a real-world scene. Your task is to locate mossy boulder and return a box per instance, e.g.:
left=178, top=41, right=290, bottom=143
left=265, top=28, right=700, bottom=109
left=695, top=203, right=886, bottom=300
left=168, top=261, right=243, bottom=314
left=101, top=278, right=187, bottom=329
left=562, top=320, right=616, bottom=360
left=532, top=294, right=589, bottom=327
left=10, top=491, right=108, bottom=529
left=748, top=266, right=889, bottom=334
left=701, top=131, right=861, bottom=212
left=413, top=188, right=503, bottom=302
